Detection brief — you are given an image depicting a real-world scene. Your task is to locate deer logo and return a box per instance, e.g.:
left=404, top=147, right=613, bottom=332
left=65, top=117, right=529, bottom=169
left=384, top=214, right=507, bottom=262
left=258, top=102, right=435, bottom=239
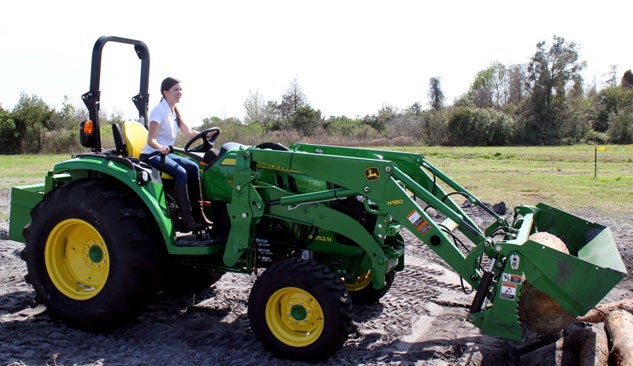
left=365, top=167, right=380, bottom=181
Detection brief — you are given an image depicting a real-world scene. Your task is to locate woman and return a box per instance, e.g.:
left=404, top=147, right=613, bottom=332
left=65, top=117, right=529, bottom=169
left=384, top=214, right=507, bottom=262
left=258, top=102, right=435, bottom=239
left=140, top=77, right=212, bottom=232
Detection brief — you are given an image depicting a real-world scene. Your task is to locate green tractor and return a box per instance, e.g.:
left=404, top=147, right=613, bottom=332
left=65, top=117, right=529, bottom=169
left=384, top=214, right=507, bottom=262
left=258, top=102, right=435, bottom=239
left=8, top=36, right=627, bottom=362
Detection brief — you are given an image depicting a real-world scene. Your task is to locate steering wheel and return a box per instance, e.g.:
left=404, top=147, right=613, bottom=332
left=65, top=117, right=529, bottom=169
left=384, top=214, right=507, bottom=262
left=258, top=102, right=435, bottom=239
left=184, top=127, right=221, bottom=152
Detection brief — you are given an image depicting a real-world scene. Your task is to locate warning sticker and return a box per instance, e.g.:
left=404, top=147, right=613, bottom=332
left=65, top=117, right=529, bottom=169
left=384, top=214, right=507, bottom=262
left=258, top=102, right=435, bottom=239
left=407, top=211, right=423, bottom=227
left=501, top=273, right=523, bottom=285
left=407, top=210, right=430, bottom=234
left=500, top=282, right=517, bottom=301
left=418, top=220, right=430, bottom=234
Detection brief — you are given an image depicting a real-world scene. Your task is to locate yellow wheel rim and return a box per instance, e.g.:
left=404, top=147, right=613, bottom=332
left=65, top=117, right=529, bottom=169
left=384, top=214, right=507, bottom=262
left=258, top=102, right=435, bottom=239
left=44, top=218, right=110, bottom=300
left=265, top=287, right=325, bottom=347
left=346, top=270, right=372, bottom=292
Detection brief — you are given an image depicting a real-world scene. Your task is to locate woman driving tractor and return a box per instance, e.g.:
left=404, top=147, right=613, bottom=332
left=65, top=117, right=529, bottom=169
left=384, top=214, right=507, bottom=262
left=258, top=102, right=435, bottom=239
left=140, top=77, right=212, bottom=232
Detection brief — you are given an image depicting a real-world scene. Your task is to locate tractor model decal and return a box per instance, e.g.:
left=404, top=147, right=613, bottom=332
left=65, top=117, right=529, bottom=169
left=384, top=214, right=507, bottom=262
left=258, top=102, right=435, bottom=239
left=256, top=161, right=300, bottom=173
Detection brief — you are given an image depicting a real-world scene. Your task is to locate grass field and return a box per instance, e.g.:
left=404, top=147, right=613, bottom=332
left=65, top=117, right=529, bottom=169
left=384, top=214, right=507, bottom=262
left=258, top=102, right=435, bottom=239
left=1, top=144, right=631, bottom=218
left=394, top=144, right=633, bottom=216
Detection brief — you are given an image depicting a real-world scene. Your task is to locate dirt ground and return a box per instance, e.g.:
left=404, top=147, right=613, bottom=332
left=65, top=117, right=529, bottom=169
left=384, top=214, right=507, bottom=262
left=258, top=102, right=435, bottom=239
left=0, top=186, right=631, bottom=366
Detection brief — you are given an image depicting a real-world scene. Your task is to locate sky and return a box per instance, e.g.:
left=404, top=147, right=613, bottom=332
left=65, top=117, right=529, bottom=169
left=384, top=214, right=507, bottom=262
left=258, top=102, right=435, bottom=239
left=2, top=0, right=631, bottom=126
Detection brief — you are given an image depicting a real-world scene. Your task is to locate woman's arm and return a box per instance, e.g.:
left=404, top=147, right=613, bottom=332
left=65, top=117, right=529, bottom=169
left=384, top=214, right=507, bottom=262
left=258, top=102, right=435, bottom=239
left=179, top=121, right=199, bottom=140
left=147, top=121, right=171, bottom=154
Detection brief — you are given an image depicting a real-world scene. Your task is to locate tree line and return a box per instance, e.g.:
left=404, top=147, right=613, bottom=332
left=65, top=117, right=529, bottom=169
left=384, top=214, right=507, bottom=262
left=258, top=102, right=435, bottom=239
left=1, top=36, right=632, bottom=154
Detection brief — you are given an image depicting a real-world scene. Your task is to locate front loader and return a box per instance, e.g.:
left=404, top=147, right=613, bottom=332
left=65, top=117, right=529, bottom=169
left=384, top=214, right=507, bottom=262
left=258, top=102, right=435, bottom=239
left=8, top=36, right=628, bottom=362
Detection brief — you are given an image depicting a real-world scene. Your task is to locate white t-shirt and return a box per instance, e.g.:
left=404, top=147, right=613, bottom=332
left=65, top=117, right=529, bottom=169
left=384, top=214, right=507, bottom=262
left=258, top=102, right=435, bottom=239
left=141, top=98, right=179, bottom=154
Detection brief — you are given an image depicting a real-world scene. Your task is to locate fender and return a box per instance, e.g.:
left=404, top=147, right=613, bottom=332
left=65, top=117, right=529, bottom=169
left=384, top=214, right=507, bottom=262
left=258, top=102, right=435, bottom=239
left=51, top=154, right=176, bottom=247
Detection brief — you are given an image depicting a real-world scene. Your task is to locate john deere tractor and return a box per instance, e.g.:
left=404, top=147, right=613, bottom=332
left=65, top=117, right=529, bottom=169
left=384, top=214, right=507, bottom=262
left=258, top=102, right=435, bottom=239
left=8, top=36, right=627, bottom=362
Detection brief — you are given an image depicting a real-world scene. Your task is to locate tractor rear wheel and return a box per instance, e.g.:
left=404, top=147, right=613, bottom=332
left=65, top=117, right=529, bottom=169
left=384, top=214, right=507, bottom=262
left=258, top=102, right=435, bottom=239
left=248, top=258, right=353, bottom=362
left=22, top=179, right=162, bottom=331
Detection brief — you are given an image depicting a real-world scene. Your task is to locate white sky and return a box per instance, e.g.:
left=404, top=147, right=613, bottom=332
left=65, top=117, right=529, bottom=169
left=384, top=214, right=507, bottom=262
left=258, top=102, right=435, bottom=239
left=1, top=0, right=630, bottom=126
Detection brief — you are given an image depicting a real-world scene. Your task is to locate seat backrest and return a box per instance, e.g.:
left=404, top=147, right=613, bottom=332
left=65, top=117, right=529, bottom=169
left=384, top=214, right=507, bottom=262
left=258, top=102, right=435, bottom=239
left=122, top=121, right=148, bottom=158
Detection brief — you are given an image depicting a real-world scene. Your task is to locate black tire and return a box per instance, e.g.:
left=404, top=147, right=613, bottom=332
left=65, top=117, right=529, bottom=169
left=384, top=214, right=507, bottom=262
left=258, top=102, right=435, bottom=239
left=255, top=142, right=289, bottom=151
left=248, top=258, right=353, bottom=362
left=22, top=179, right=163, bottom=332
left=346, top=269, right=396, bottom=306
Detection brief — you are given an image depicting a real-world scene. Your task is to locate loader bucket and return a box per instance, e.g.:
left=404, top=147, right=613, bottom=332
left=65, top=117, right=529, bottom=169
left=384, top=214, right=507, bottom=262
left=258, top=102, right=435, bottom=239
left=472, top=203, right=627, bottom=340
left=518, top=203, right=627, bottom=316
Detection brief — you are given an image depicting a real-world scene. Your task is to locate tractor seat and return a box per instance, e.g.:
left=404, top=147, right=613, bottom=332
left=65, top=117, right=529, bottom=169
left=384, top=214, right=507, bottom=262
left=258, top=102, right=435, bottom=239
left=121, top=121, right=173, bottom=180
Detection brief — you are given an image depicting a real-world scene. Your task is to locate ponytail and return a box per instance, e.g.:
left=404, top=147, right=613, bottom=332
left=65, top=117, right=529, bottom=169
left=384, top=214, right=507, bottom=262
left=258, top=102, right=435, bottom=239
left=174, top=106, right=183, bottom=127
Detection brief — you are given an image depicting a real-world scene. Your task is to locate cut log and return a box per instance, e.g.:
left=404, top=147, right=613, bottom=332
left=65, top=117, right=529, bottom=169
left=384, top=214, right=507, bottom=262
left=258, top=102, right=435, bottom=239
left=556, top=324, right=609, bottom=366
left=578, top=324, right=609, bottom=366
left=519, top=348, right=578, bottom=366
left=519, top=232, right=575, bottom=334
left=528, top=232, right=570, bottom=254
left=578, top=299, right=633, bottom=323
left=519, top=324, right=608, bottom=366
left=605, top=309, right=633, bottom=366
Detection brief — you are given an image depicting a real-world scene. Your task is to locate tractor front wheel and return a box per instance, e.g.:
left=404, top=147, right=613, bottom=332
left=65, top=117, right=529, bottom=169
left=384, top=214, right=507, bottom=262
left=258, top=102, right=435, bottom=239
left=248, top=258, right=352, bottom=362
left=22, top=179, right=162, bottom=331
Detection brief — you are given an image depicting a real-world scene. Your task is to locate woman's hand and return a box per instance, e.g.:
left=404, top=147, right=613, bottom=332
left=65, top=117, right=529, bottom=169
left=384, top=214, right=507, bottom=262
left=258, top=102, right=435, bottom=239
left=158, top=145, right=171, bottom=155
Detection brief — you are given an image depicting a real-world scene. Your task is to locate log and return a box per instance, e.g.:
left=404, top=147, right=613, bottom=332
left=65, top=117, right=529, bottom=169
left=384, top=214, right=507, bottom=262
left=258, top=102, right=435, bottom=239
left=605, top=309, right=633, bottom=366
left=559, top=324, right=609, bottom=366
left=578, top=299, right=633, bottom=323
left=519, top=324, right=609, bottom=366
left=519, top=348, right=577, bottom=366
left=579, top=324, right=609, bottom=366
left=519, top=232, right=574, bottom=334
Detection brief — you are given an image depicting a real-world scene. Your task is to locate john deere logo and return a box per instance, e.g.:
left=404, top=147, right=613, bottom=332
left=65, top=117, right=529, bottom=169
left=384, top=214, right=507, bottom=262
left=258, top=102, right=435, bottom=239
left=365, top=167, right=380, bottom=181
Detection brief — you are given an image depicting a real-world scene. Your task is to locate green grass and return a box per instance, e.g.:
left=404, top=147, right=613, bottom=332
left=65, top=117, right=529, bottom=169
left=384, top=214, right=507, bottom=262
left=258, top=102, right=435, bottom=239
left=0, top=154, right=70, bottom=190
left=1, top=144, right=632, bottom=218
left=391, top=145, right=633, bottom=217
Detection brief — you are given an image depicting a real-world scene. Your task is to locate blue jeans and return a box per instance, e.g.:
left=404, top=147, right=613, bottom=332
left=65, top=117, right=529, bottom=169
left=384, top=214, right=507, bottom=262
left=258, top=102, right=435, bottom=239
left=143, top=153, right=200, bottom=185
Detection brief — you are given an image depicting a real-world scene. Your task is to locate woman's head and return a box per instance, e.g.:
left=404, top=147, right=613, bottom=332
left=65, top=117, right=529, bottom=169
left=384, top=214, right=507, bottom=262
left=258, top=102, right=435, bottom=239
left=160, top=77, right=182, bottom=105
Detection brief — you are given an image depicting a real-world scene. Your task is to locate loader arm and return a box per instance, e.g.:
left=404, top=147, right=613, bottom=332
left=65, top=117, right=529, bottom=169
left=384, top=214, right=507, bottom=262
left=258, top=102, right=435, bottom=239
left=225, top=144, right=627, bottom=342
left=226, top=145, right=491, bottom=288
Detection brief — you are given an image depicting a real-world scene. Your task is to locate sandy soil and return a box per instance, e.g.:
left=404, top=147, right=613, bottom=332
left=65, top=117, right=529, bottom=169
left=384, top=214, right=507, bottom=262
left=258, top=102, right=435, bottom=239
left=0, top=186, right=631, bottom=366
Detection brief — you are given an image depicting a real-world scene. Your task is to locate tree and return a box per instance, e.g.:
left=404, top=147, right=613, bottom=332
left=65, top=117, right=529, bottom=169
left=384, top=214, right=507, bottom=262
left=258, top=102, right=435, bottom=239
left=607, top=109, right=633, bottom=144
left=293, top=105, right=322, bottom=136
left=406, top=102, right=423, bottom=116
left=260, top=101, right=282, bottom=130
left=324, top=116, right=362, bottom=137
left=428, top=77, right=445, bottom=111
left=11, top=93, right=53, bottom=153
left=520, top=36, right=585, bottom=144
left=279, top=77, right=308, bottom=129
left=47, top=96, right=80, bottom=131
left=607, top=65, right=619, bottom=88
left=0, top=107, right=18, bottom=154
left=468, top=62, right=507, bottom=108
left=385, top=113, right=424, bottom=141
left=447, top=107, right=515, bottom=146
left=426, top=110, right=448, bottom=145
left=363, top=105, right=395, bottom=132
left=593, top=85, right=633, bottom=133
left=559, top=74, right=592, bottom=144
left=622, top=70, right=633, bottom=90
left=244, top=90, right=266, bottom=125
left=506, top=64, right=527, bottom=108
